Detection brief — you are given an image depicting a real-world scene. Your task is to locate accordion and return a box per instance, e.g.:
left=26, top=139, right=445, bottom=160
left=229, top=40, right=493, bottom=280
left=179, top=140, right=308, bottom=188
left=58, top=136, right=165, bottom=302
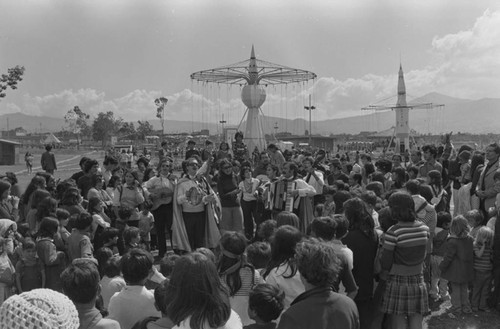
left=268, top=180, right=296, bottom=212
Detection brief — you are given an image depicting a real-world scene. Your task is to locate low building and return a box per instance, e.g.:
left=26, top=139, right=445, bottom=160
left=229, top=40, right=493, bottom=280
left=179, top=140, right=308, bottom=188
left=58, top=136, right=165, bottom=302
left=0, top=139, right=21, bottom=165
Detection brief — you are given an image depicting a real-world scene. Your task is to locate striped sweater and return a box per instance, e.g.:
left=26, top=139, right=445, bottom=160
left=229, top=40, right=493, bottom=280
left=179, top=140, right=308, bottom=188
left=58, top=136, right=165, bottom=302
left=381, top=221, right=429, bottom=276
left=473, top=243, right=493, bottom=272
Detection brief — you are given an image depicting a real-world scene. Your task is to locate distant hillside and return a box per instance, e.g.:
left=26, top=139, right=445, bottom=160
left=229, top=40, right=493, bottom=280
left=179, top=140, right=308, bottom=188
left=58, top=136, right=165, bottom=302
left=1, top=93, right=498, bottom=135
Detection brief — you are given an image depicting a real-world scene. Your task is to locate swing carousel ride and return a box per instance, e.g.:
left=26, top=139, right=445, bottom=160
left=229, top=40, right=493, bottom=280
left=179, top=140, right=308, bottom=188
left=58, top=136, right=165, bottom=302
left=362, top=64, right=445, bottom=154
left=190, top=46, right=316, bottom=152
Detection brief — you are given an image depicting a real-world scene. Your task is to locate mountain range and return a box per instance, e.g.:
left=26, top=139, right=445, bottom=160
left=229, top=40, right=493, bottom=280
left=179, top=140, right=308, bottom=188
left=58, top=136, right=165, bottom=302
left=0, top=93, right=498, bottom=136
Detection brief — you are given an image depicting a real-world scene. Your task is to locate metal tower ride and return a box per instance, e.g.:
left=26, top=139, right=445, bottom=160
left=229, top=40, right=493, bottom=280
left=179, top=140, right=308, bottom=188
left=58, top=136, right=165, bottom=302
left=190, top=46, right=316, bottom=152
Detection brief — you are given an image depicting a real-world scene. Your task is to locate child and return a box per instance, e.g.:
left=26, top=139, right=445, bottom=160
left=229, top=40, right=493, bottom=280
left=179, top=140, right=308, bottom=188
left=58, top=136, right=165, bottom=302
left=108, top=249, right=160, bottom=329
left=123, top=226, right=141, bottom=254
left=100, top=255, right=126, bottom=311
left=218, top=232, right=264, bottom=326
left=429, top=212, right=451, bottom=302
left=94, top=247, right=113, bottom=278
left=0, top=237, right=15, bottom=304
left=246, top=241, right=272, bottom=274
left=256, top=219, right=277, bottom=243
left=195, top=247, right=216, bottom=264
left=132, top=280, right=175, bottom=329
left=61, top=259, right=121, bottom=329
left=87, top=197, right=111, bottom=242
left=15, top=239, right=44, bottom=293
left=439, top=215, right=474, bottom=314
left=245, top=283, right=285, bottom=329
left=313, top=203, right=325, bottom=218
left=471, top=226, right=494, bottom=312
left=66, top=212, right=94, bottom=262
left=116, top=207, right=133, bottom=255
left=159, top=253, right=180, bottom=278
left=465, top=209, right=484, bottom=239
left=36, top=217, right=66, bottom=292
left=310, top=215, right=357, bottom=299
left=322, top=187, right=336, bottom=217
left=54, top=208, right=70, bottom=251
left=138, top=201, right=155, bottom=251
left=96, top=227, right=120, bottom=255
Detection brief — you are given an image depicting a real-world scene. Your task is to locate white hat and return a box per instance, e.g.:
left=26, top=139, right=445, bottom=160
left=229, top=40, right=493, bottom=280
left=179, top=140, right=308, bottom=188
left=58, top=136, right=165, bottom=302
left=0, top=289, right=79, bottom=329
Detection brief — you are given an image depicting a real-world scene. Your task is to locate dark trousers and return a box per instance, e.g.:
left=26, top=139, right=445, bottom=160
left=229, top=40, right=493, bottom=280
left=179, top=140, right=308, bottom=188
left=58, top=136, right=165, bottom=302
left=152, top=203, right=173, bottom=258
left=241, top=199, right=259, bottom=240
left=182, top=211, right=206, bottom=250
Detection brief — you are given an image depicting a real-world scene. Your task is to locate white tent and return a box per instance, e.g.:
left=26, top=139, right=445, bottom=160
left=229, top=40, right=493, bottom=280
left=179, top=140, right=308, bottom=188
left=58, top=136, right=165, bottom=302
left=44, top=133, right=62, bottom=144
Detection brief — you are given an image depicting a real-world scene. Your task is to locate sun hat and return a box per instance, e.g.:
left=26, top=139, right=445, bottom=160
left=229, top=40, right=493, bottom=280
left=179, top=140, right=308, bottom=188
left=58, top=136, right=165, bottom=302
left=0, top=289, right=79, bottom=329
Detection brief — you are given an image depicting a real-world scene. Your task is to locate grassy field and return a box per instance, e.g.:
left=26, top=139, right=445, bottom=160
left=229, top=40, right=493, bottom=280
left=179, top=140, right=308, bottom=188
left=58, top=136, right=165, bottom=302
left=2, top=149, right=500, bottom=328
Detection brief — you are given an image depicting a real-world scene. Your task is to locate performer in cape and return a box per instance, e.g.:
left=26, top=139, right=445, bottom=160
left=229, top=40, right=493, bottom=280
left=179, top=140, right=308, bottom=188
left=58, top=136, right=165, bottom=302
left=267, top=161, right=316, bottom=233
left=172, top=157, right=221, bottom=253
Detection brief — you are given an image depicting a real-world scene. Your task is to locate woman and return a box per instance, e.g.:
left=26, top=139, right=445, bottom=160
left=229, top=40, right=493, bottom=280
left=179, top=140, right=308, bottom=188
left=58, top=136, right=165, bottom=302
left=380, top=192, right=429, bottom=329
left=20, top=176, right=46, bottom=222
left=112, top=170, right=146, bottom=226
left=238, top=166, right=260, bottom=240
left=59, top=187, right=87, bottom=217
left=173, top=158, right=220, bottom=252
left=217, top=159, right=244, bottom=235
left=216, top=141, right=232, bottom=163
left=0, top=181, right=19, bottom=222
left=87, top=174, right=113, bottom=207
left=144, top=159, right=176, bottom=258
left=87, top=173, right=113, bottom=222
left=262, top=225, right=304, bottom=310
left=166, top=252, right=242, bottom=329
left=342, top=198, right=378, bottom=329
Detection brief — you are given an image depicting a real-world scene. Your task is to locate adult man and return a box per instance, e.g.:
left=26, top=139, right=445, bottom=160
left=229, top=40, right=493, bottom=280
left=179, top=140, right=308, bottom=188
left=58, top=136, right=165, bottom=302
left=267, top=143, right=286, bottom=170
left=418, top=145, right=443, bottom=179
left=253, top=151, right=271, bottom=180
left=269, top=162, right=315, bottom=233
left=476, top=143, right=500, bottom=216
left=277, top=240, right=360, bottom=329
left=302, top=156, right=325, bottom=205
left=41, top=144, right=57, bottom=174
left=410, top=150, right=424, bottom=167
left=327, top=159, right=349, bottom=185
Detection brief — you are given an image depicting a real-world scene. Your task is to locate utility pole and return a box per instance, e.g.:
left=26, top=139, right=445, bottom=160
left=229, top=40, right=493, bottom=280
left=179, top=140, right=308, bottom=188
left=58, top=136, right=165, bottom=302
left=304, top=94, right=315, bottom=147
left=219, top=113, right=227, bottom=142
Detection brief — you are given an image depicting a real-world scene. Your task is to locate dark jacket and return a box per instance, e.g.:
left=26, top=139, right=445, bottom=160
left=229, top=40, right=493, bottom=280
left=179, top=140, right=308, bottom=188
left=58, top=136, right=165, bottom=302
left=439, top=235, right=474, bottom=283
left=41, top=151, right=57, bottom=171
left=277, top=286, right=359, bottom=329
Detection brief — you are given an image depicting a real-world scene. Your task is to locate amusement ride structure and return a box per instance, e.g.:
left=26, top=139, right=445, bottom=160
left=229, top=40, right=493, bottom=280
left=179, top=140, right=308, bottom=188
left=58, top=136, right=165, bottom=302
left=190, top=46, right=316, bottom=152
left=362, top=64, right=444, bottom=154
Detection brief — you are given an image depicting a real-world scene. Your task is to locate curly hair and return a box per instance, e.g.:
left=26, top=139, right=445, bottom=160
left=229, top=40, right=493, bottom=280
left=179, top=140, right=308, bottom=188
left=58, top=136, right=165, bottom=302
left=343, top=198, right=377, bottom=242
left=295, top=238, right=341, bottom=287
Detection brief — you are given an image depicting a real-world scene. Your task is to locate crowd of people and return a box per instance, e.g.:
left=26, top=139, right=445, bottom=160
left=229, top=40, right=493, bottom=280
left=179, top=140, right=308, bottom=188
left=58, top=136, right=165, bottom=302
left=0, top=132, right=499, bottom=329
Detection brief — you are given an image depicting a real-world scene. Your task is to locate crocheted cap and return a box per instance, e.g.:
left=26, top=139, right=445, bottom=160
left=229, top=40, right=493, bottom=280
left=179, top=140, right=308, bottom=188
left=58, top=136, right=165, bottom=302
left=0, top=289, right=79, bottom=329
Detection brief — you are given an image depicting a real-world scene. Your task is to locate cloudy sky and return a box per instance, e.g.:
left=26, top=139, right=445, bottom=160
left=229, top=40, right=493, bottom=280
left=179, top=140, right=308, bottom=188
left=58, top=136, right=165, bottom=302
left=1, top=0, right=499, bottom=126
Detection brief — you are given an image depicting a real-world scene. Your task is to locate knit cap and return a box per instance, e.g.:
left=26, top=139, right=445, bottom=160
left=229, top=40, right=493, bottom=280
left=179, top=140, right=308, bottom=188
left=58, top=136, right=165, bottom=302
left=0, top=289, right=79, bottom=329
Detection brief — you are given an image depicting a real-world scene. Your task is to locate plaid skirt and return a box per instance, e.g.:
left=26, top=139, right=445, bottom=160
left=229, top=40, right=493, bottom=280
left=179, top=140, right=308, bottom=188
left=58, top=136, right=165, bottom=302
left=381, top=274, right=429, bottom=315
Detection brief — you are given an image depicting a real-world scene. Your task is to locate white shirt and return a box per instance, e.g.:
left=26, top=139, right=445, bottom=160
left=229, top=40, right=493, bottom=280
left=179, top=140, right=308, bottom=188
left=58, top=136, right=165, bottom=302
left=100, top=275, right=126, bottom=310
left=265, top=262, right=305, bottom=310
left=108, top=285, right=161, bottom=329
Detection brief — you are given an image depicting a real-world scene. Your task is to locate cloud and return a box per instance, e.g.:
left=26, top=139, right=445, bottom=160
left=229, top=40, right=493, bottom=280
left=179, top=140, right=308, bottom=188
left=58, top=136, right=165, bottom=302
left=5, top=10, right=500, bottom=125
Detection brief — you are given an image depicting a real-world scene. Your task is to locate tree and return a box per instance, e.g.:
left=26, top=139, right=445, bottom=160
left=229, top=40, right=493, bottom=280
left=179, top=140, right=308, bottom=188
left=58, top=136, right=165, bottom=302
left=118, top=122, right=136, bottom=140
left=91, top=111, right=122, bottom=146
left=64, top=106, right=90, bottom=149
left=0, top=66, right=25, bottom=98
left=137, top=120, right=154, bottom=140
